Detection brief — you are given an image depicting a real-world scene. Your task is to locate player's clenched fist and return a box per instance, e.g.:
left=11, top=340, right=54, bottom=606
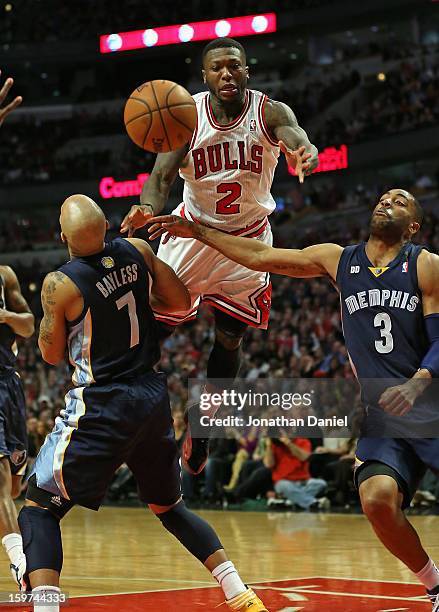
left=0, top=70, right=22, bottom=127
left=120, top=204, right=154, bottom=237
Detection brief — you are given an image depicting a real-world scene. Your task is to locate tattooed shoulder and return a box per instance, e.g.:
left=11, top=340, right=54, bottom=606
left=264, top=99, right=298, bottom=130
left=43, top=271, right=68, bottom=298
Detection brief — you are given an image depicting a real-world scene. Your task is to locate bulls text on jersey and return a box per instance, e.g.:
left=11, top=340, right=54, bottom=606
left=192, top=142, right=263, bottom=179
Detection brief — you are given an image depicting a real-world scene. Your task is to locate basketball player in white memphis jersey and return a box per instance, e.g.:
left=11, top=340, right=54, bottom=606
left=121, top=37, right=319, bottom=474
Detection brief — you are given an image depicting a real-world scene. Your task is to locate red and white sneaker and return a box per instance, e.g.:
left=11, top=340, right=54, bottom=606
left=182, top=404, right=210, bottom=475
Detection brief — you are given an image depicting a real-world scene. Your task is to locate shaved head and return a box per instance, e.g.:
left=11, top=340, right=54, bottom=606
left=60, top=194, right=107, bottom=256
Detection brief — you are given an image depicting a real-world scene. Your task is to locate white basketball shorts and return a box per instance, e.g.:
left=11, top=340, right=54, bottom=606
left=154, top=203, right=272, bottom=329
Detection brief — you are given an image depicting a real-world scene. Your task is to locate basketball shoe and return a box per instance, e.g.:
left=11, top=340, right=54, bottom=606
left=225, top=587, right=269, bottom=611
left=428, top=585, right=439, bottom=611
left=10, top=555, right=28, bottom=591
left=182, top=404, right=210, bottom=475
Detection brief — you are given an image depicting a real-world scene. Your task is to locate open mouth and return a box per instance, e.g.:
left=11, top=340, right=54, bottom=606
left=375, top=210, right=389, bottom=218
left=219, top=85, right=238, bottom=96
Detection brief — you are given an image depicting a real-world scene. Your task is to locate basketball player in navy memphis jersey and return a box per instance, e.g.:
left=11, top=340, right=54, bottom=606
left=148, top=188, right=439, bottom=608
left=0, top=71, right=35, bottom=590
left=18, top=195, right=268, bottom=612
left=0, top=266, right=34, bottom=589
left=121, top=37, right=319, bottom=475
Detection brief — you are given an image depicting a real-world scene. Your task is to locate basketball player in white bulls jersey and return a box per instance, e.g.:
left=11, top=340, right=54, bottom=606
left=121, top=37, right=319, bottom=474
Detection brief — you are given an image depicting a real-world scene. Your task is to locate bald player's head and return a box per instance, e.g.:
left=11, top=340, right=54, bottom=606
left=60, top=194, right=108, bottom=257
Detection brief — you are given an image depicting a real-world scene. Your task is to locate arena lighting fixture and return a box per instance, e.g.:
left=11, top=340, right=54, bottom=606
left=99, top=146, right=348, bottom=200
left=288, top=145, right=349, bottom=176
left=100, top=13, right=276, bottom=53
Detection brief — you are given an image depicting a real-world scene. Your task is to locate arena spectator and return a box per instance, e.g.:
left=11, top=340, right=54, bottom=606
left=265, top=437, right=328, bottom=510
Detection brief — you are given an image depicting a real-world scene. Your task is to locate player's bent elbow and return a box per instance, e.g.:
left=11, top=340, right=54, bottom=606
left=179, top=287, right=191, bottom=311
left=169, top=285, right=191, bottom=311
left=38, top=343, right=63, bottom=366
left=42, top=354, right=64, bottom=366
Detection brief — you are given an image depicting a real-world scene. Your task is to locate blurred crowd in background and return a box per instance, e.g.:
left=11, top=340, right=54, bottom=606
left=1, top=42, right=438, bottom=185
left=2, top=0, right=439, bottom=513
left=12, top=193, right=439, bottom=512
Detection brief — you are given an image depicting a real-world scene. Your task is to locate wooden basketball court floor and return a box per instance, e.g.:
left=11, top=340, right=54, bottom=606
left=0, top=506, right=437, bottom=610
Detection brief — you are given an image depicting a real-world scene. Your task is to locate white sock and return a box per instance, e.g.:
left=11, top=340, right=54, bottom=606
left=212, top=561, right=246, bottom=600
left=416, top=558, right=439, bottom=591
left=33, top=585, right=60, bottom=612
left=2, top=533, right=24, bottom=566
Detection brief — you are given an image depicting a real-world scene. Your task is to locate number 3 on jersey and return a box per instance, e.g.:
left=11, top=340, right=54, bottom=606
left=374, top=312, right=393, bottom=354
left=216, top=182, right=242, bottom=215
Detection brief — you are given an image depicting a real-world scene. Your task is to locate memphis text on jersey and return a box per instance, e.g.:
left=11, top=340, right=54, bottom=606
left=96, top=264, right=138, bottom=298
left=192, top=142, right=263, bottom=179
left=344, top=289, right=419, bottom=315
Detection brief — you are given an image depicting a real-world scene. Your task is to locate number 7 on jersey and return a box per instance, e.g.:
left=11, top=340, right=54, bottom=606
left=116, top=290, right=140, bottom=348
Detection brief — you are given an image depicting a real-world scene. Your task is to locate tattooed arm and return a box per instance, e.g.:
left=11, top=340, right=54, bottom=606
left=39, top=271, right=77, bottom=365
left=0, top=266, right=34, bottom=337
left=148, top=216, right=343, bottom=280
left=264, top=99, right=319, bottom=179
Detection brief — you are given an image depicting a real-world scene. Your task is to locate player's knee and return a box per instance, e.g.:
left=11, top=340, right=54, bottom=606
left=18, top=505, right=63, bottom=574
left=360, top=480, right=400, bottom=525
left=157, top=322, right=175, bottom=342
left=214, top=310, right=247, bottom=351
left=148, top=497, right=182, bottom=515
left=215, top=328, right=243, bottom=351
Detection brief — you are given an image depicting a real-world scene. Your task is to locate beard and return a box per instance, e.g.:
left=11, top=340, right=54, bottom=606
left=369, top=216, right=407, bottom=242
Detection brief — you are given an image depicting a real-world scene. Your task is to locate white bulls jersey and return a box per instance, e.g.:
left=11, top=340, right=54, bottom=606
left=179, top=89, right=280, bottom=233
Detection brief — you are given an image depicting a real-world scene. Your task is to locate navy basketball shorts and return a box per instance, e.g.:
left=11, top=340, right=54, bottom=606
left=29, top=371, right=181, bottom=510
left=0, top=371, right=27, bottom=476
left=354, top=437, right=439, bottom=508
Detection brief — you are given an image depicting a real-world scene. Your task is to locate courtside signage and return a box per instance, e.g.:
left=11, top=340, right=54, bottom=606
left=99, top=145, right=348, bottom=200
left=288, top=144, right=348, bottom=176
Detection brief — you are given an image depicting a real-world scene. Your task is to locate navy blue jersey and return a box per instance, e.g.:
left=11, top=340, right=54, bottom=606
left=337, top=242, right=427, bottom=380
left=59, top=238, right=160, bottom=386
left=336, top=242, right=434, bottom=419
left=0, top=273, right=17, bottom=372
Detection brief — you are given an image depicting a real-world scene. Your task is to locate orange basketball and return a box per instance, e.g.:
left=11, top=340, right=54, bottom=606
left=124, top=80, right=197, bottom=153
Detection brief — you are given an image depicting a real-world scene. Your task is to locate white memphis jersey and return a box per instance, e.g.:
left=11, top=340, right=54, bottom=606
left=179, top=89, right=280, bottom=233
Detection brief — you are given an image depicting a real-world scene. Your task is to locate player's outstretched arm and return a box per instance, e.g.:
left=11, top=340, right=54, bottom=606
left=265, top=100, right=319, bottom=183
left=120, top=144, right=188, bottom=236
left=0, top=71, right=22, bottom=127
left=379, top=250, right=439, bottom=416
left=125, top=237, right=191, bottom=313
left=417, top=250, right=439, bottom=377
left=148, top=215, right=342, bottom=279
left=0, top=266, right=34, bottom=337
left=39, top=272, right=72, bottom=365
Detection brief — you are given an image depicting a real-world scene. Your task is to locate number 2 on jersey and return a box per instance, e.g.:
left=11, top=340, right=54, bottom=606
left=116, top=290, right=139, bottom=348
left=374, top=312, right=393, bottom=354
left=216, top=182, right=242, bottom=215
